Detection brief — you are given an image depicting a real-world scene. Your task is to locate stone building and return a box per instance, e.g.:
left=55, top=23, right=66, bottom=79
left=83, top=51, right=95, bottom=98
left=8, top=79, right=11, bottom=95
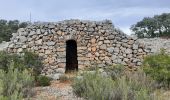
left=7, top=19, right=151, bottom=75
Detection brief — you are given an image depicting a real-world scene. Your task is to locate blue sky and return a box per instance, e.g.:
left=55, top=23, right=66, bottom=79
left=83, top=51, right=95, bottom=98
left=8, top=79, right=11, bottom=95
left=0, top=0, right=170, bottom=34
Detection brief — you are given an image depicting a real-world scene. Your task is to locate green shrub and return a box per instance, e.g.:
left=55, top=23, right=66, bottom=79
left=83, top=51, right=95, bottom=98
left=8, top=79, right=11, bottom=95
left=0, top=51, right=24, bottom=72
left=143, top=50, right=170, bottom=87
left=0, top=51, right=42, bottom=76
left=72, top=71, right=115, bottom=100
left=0, top=61, right=34, bottom=100
left=36, top=75, right=51, bottom=86
left=72, top=68, right=156, bottom=100
left=23, top=51, right=42, bottom=76
left=0, top=51, right=44, bottom=87
left=104, top=64, right=125, bottom=80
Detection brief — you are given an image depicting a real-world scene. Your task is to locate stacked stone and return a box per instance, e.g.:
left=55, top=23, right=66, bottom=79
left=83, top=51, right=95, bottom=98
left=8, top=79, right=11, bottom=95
left=7, top=19, right=150, bottom=75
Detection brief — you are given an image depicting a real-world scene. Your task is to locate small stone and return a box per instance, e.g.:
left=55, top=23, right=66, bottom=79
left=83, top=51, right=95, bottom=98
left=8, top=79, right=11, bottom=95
left=46, top=42, right=55, bottom=46
left=77, top=47, right=87, bottom=50
left=91, top=38, right=96, bottom=44
left=95, top=52, right=100, bottom=56
left=128, top=40, right=134, bottom=45
left=100, top=44, right=106, bottom=49
left=138, top=49, right=143, bottom=53
left=45, top=50, right=51, bottom=54
left=88, top=28, right=94, bottom=32
left=137, top=62, right=142, bottom=66
left=22, top=45, right=27, bottom=49
left=108, top=35, right=114, bottom=39
left=17, top=48, right=23, bottom=53
left=36, top=29, right=41, bottom=34
left=111, top=55, right=117, bottom=60
left=104, top=40, right=110, bottom=44
left=114, top=48, right=119, bottom=53
left=58, top=63, right=65, bottom=68
left=99, top=37, right=104, bottom=40
left=55, top=68, right=65, bottom=73
left=107, top=47, right=114, bottom=53
left=98, top=41, right=103, bottom=46
left=125, top=49, right=132, bottom=54
left=57, top=31, right=62, bottom=35
left=35, top=39, right=42, bottom=45
left=91, top=47, right=96, bottom=52
left=52, top=73, right=63, bottom=80
left=48, top=24, right=55, bottom=29
left=133, top=44, right=138, bottom=50
left=19, top=36, right=27, bottom=43
left=29, top=31, right=36, bottom=36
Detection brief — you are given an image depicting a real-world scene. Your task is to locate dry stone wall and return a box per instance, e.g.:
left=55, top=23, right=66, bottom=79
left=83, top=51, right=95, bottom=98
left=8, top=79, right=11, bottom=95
left=137, top=38, right=170, bottom=54
left=7, top=19, right=150, bottom=75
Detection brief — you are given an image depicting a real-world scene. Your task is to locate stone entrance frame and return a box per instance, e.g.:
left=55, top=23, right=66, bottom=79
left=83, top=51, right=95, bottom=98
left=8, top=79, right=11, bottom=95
left=7, top=19, right=150, bottom=75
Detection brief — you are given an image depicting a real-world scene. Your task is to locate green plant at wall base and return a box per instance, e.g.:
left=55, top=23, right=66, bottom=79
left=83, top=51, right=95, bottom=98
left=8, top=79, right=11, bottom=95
left=0, top=51, right=42, bottom=76
left=23, top=51, right=42, bottom=76
left=143, top=49, right=170, bottom=88
left=0, top=61, right=34, bottom=100
left=36, top=75, right=52, bottom=86
left=72, top=71, right=115, bottom=100
left=104, top=64, right=125, bottom=80
left=72, top=68, right=156, bottom=100
left=0, top=51, right=27, bottom=72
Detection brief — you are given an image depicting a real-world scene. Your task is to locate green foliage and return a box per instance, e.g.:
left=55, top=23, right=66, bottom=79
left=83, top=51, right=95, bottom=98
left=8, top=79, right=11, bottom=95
left=104, top=64, right=125, bottom=80
left=36, top=75, right=51, bottom=86
left=72, top=71, right=115, bottom=100
left=23, top=51, right=42, bottom=76
left=0, top=51, right=42, bottom=76
left=0, top=51, right=24, bottom=72
left=0, top=19, right=28, bottom=43
left=131, top=13, right=170, bottom=38
left=72, top=69, right=154, bottom=100
left=0, top=61, right=34, bottom=100
left=143, top=50, right=170, bottom=87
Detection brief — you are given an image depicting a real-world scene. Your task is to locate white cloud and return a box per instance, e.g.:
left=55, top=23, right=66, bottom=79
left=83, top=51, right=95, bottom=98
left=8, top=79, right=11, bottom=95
left=0, top=0, right=170, bottom=34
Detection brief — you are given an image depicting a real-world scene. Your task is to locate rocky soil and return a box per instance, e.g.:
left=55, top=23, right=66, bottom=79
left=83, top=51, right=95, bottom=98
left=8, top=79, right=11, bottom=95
left=31, top=80, right=83, bottom=100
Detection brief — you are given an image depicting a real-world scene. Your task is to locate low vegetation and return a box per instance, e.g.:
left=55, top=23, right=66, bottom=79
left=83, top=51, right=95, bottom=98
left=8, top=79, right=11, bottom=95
left=0, top=51, right=51, bottom=99
left=72, top=50, right=170, bottom=100
left=36, top=75, right=52, bottom=86
left=0, top=61, right=34, bottom=100
left=72, top=69, right=155, bottom=100
left=143, top=49, right=170, bottom=88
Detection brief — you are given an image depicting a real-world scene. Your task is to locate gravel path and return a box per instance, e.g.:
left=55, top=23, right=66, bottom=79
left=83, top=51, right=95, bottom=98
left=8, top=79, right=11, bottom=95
left=31, top=81, right=83, bottom=100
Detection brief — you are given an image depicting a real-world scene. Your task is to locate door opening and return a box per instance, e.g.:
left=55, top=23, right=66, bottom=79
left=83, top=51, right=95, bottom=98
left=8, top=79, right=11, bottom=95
left=66, top=40, right=78, bottom=72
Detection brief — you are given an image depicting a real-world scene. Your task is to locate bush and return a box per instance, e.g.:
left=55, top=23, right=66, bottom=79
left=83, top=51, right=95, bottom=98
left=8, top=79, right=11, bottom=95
left=143, top=50, right=170, bottom=88
left=0, top=51, right=44, bottom=87
left=0, top=51, right=24, bottom=72
left=36, top=75, right=51, bottom=86
left=72, top=68, right=156, bottom=100
left=104, top=64, right=125, bottom=80
left=23, top=51, right=42, bottom=76
left=0, top=51, right=42, bottom=75
left=0, top=61, right=34, bottom=100
left=72, top=71, right=115, bottom=100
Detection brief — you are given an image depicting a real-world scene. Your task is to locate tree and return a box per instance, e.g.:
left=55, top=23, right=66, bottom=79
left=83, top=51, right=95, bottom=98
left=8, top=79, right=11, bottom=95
left=0, top=19, right=28, bottom=43
left=131, top=13, right=170, bottom=38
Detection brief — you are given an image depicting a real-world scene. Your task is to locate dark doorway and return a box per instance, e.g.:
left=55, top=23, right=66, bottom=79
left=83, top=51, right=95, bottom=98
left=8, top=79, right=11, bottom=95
left=66, top=40, right=78, bottom=72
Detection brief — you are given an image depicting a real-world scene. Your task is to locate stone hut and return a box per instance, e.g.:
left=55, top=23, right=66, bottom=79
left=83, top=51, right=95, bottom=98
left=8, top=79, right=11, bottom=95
left=7, top=19, right=151, bottom=75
